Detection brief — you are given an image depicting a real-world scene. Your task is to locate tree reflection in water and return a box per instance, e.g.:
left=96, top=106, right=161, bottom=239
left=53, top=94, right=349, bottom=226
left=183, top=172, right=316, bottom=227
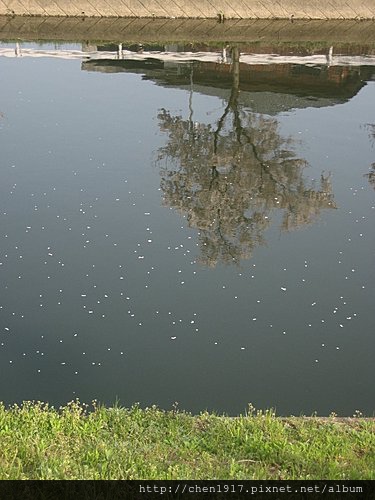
left=364, top=124, right=375, bottom=189
left=157, top=47, right=337, bottom=266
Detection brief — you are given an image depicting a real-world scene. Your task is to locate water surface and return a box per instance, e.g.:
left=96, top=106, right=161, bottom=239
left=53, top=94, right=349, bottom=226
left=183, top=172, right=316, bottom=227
left=0, top=42, right=374, bottom=415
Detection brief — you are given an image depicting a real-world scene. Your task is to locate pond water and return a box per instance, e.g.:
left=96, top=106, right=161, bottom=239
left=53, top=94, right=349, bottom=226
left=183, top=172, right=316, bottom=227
left=0, top=41, right=374, bottom=416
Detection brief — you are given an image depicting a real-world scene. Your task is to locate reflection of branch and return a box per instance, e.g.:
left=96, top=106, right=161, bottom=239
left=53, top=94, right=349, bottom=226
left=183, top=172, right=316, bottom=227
left=214, top=47, right=240, bottom=154
left=188, top=64, right=194, bottom=135
left=231, top=47, right=242, bottom=145
left=214, top=94, right=234, bottom=155
left=366, top=123, right=375, bottom=145
left=364, top=124, right=375, bottom=189
left=239, top=125, right=291, bottom=196
left=365, top=164, right=375, bottom=190
left=260, top=162, right=288, bottom=193
left=216, top=210, right=239, bottom=263
left=209, top=166, right=219, bottom=191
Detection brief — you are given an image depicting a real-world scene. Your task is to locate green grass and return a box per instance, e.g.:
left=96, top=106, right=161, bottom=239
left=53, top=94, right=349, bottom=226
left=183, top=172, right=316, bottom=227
left=0, top=401, right=373, bottom=479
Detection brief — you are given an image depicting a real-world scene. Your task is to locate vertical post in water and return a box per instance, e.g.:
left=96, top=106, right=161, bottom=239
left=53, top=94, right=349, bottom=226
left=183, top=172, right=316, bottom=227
left=118, top=43, right=123, bottom=59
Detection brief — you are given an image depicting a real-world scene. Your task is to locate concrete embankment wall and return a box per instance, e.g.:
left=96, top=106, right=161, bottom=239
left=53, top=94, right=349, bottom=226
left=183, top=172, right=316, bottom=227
left=1, top=17, right=375, bottom=45
left=1, top=0, right=375, bottom=19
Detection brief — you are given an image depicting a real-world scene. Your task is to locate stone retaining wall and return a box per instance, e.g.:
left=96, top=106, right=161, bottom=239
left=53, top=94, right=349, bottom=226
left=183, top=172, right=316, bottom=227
left=1, top=0, right=375, bottom=19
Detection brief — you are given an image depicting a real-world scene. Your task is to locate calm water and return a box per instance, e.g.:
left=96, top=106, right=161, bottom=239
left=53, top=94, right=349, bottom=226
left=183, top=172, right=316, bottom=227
left=0, top=42, right=374, bottom=415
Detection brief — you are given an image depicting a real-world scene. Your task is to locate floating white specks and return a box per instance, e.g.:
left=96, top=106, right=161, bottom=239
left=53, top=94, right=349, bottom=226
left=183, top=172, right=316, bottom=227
left=281, top=287, right=287, bottom=291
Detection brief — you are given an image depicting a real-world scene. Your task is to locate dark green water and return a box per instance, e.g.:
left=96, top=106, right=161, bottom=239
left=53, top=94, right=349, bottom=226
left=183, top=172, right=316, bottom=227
left=0, top=42, right=374, bottom=415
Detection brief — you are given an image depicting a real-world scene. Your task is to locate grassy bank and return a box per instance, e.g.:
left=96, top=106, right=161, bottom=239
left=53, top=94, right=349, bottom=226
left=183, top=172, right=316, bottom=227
left=0, top=401, right=373, bottom=480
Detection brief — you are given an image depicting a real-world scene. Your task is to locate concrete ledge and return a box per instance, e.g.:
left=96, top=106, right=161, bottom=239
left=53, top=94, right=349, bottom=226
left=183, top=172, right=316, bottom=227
left=1, top=16, right=375, bottom=45
left=1, top=0, right=375, bottom=19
